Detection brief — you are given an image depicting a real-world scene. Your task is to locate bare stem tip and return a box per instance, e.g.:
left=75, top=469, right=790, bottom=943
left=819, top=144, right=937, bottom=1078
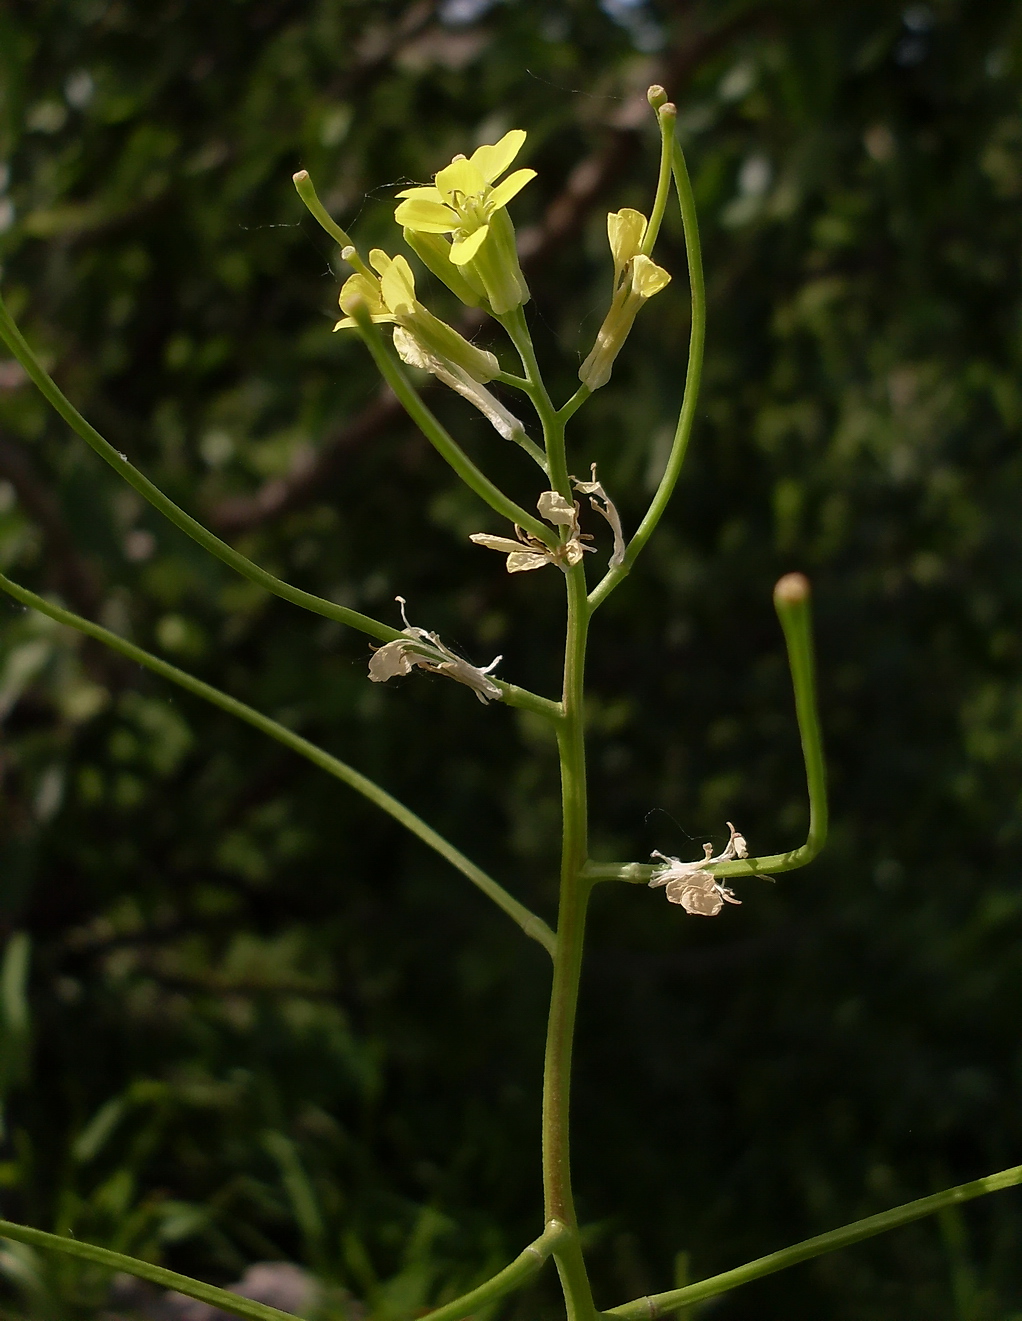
left=292, top=169, right=309, bottom=183
left=774, top=572, right=811, bottom=606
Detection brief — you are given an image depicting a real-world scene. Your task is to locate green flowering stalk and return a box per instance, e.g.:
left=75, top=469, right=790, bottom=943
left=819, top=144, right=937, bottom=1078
left=0, top=81, right=1019, bottom=1321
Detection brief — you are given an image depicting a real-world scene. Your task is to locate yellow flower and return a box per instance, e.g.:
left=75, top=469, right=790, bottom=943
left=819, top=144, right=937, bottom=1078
left=394, top=131, right=534, bottom=315
left=579, top=209, right=671, bottom=391
left=335, top=249, right=499, bottom=383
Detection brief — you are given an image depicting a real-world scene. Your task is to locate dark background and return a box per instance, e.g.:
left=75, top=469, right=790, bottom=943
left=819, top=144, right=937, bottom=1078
left=1, top=1, right=1022, bottom=1317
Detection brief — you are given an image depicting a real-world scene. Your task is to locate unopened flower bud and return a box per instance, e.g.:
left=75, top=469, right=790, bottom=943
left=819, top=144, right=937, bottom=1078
left=647, top=84, right=669, bottom=110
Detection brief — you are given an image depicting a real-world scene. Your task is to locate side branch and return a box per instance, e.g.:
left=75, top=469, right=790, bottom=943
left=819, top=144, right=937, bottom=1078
left=0, top=291, right=400, bottom=645
left=605, top=1163, right=1022, bottom=1318
left=421, top=1220, right=570, bottom=1321
left=0, top=574, right=556, bottom=957
left=0, top=1218, right=292, bottom=1321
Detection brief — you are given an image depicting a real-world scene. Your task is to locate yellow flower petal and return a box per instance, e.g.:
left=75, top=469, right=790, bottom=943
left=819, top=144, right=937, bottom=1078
left=435, top=155, right=486, bottom=201
left=450, top=224, right=490, bottom=266
left=486, top=168, right=536, bottom=212
left=394, top=199, right=459, bottom=233
left=631, top=254, right=671, bottom=298
left=608, top=209, right=648, bottom=281
left=470, top=129, right=527, bottom=184
left=395, top=185, right=445, bottom=202
left=380, top=256, right=417, bottom=315
left=338, top=272, right=387, bottom=317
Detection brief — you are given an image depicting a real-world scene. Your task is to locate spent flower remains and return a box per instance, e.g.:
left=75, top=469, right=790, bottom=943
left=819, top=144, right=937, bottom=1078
left=0, top=81, right=1005, bottom=1321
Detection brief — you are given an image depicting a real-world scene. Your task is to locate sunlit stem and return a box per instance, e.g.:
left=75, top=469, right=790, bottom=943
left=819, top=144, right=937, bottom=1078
left=640, top=101, right=678, bottom=257
left=421, top=1220, right=571, bottom=1321
left=584, top=573, right=827, bottom=885
left=0, top=573, right=557, bottom=956
left=351, top=306, right=556, bottom=546
left=605, top=1162, right=1022, bottom=1318
left=588, top=135, right=705, bottom=612
left=292, top=170, right=373, bottom=278
left=0, top=290, right=399, bottom=644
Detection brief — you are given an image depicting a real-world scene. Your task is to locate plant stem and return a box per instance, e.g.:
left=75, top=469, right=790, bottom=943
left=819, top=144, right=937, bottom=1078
left=543, top=558, right=598, bottom=1321
left=0, top=291, right=399, bottom=645
left=640, top=103, right=678, bottom=258
left=501, top=306, right=570, bottom=495
left=353, top=309, right=555, bottom=546
left=588, top=136, right=705, bottom=613
left=421, top=1219, right=570, bottom=1321
left=605, top=1162, right=1022, bottom=1318
left=0, top=572, right=557, bottom=956
left=0, top=1218, right=293, bottom=1321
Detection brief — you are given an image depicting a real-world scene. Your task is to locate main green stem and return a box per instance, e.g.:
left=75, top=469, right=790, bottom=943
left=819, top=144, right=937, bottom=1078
left=543, top=555, right=597, bottom=1320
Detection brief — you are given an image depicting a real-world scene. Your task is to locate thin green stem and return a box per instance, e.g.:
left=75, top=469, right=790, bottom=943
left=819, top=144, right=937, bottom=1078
left=588, top=137, right=705, bottom=613
left=0, top=290, right=399, bottom=645
left=352, top=308, right=555, bottom=546
left=542, top=558, right=598, bottom=1321
left=0, top=573, right=556, bottom=956
left=640, top=104, right=678, bottom=257
left=605, top=1163, right=1022, bottom=1319
left=292, top=169, right=373, bottom=278
left=0, top=1218, right=294, bottom=1321
left=500, top=306, right=569, bottom=494
left=582, top=573, right=827, bottom=886
left=421, top=1220, right=570, bottom=1321
left=557, top=384, right=591, bottom=426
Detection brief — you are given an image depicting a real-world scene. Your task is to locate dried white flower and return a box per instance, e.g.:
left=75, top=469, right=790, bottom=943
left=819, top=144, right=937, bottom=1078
left=571, top=464, right=626, bottom=568
left=648, top=821, right=748, bottom=916
left=392, top=327, right=526, bottom=444
left=470, top=490, right=594, bottom=573
left=368, top=598, right=502, bottom=704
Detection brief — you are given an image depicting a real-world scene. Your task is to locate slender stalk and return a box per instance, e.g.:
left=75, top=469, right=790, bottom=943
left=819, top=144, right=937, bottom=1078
left=542, top=556, right=598, bottom=1321
left=0, top=573, right=556, bottom=956
left=640, top=102, right=678, bottom=258
left=292, top=170, right=373, bottom=278
left=0, top=1218, right=293, bottom=1321
left=605, top=1162, right=1022, bottom=1318
left=588, top=137, right=705, bottom=612
left=583, top=573, right=827, bottom=885
left=500, top=306, right=569, bottom=495
left=352, top=308, right=555, bottom=546
left=421, top=1220, right=570, bottom=1321
left=0, top=291, right=399, bottom=645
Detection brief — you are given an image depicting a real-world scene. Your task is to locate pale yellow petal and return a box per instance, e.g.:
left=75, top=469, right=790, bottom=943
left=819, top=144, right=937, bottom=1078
left=394, top=199, right=459, bottom=233
left=469, top=533, right=527, bottom=554
left=470, top=129, right=527, bottom=184
left=435, top=156, right=486, bottom=201
left=608, top=209, right=648, bottom=278
left=506, top=551, right=550, bottom=573
left=631, top=254, right=671, bottom=298
left=537, top=490, right=577, bottom=527
left=380, top=255, right=417, bottom=313
left=395, top=185, right=445, bottom=202
left=450, top=224, right=490, bottom=265
left=486, top=168, right=536, bottom=212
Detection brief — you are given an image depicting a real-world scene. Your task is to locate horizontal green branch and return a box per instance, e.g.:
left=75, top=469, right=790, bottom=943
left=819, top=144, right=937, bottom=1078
left=0, top=289, right=399, bottom=644
left=421, top=1220, right=569, bottom=1321
left=605, top=1162, right=1022, bottom=1318
left=0, top=573, right=556, bottom=956
left=0, top=1218, right=294, bottom=1321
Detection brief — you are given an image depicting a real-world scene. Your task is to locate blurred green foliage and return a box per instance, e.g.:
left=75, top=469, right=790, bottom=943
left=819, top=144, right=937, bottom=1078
left=2, top=0, right=1022, bottom=1316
